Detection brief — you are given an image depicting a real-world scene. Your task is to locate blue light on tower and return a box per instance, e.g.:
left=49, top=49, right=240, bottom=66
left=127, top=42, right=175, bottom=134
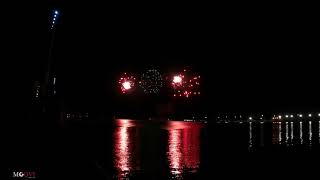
left=51, top=10, right=59, bottom=29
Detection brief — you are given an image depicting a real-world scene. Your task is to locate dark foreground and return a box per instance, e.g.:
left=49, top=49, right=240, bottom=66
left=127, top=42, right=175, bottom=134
left=7, top=117, right=320, bottom=179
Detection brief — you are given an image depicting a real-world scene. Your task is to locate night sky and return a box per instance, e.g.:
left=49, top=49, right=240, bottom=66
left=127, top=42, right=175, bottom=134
left=15, top=2, right=319, bottom=114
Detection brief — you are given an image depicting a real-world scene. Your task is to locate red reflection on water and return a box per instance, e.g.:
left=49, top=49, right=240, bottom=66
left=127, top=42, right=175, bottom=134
left=183, top=128, right=200, bottom=169
left=167, top=124, right=201, bottom=175
left=272, top=122, right=282, bottom=144
left=113, top=119, right=141, bottom=178
left=113, top=119, right=203, bottom=178
left=168, top=129, right=183, bottom=174
left=114, top=126, right=131, bottom=172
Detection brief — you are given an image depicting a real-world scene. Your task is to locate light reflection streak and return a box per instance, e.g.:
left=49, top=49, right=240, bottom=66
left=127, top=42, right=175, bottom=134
left=308, top=121, right=312, bottom=146
left=168, top=129, right=183, bottom=175
left=285, top=122, right=289, bottom=145
left=167, top=124, right=201, bottom=177
left=249, top=122, right=252, bottom=149
left=279, top=122, right=282, bottom=144
left=272, top=122, right=278, bottom=144
left=114, top=126, right=132, bottom=177
left=260, top=122, right=264, bottom=147
left=183, top=129, right=200, bottom=170
left=299, top=121, right=303, bottom=144
left=290, top=122, right=294, bottom=142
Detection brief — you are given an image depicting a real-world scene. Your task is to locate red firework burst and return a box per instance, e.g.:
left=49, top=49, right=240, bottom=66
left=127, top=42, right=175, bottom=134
left=172, top=69, right=200, bottom=98
left=118, top=73, right=136, bottom=94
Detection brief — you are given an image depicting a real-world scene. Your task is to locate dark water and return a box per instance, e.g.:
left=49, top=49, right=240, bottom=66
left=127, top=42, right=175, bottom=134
left=42, top=118, right=320, bottom=179
left=110, top=120, right=205, bottom=179
left=94, top=119, right=320, bottom=179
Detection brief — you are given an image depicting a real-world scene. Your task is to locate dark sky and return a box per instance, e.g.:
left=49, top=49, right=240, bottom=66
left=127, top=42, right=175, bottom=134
left=18, top=2, right=318, bottom=112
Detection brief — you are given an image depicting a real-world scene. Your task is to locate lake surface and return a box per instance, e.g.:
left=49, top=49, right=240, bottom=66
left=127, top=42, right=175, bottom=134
left=92, top=119, right=320, bottom=179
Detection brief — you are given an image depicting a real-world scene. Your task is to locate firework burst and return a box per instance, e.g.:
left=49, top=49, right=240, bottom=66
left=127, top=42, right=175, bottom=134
left=172, top=69, right=201, bottom=98
left=118, top=73, right=136, bottom=94
left=140, top=69, right=163, bottom=94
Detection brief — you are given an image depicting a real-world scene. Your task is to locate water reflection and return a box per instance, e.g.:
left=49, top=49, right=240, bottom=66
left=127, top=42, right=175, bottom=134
left=272, top=122, right=282, bottom=145
left=113, top=126, right=132, bottom=178
left=248, top=122, right=252, bottom=149
left=279, top=122, right=282, bottom=144
left=308, top=121, right=312, bottom=146
left=168, top=129, right=182, bottom=175
left=113, top=120, right=143, bottom=178
left=300, top=121, right=303, bottom=144
left=113, top=119, right=203, bottom=179
left=110, top=118, right=320, bottom=178
left=260, top=122, right=264, bottom=147
left=268, top=120, right=319, bottom=147
left=285, top=122, right=289, bottom=145
left=290, top=122, right=294, bottom=142
left=167, top=123, right=201, bottom=178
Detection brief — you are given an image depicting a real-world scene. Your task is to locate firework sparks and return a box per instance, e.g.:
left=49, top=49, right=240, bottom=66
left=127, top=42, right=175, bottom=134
left=119, top=73, right=136, bottom=94
left=140, top=69, right=163, bottom=94
left=172, top=69, right=200, bottom=98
